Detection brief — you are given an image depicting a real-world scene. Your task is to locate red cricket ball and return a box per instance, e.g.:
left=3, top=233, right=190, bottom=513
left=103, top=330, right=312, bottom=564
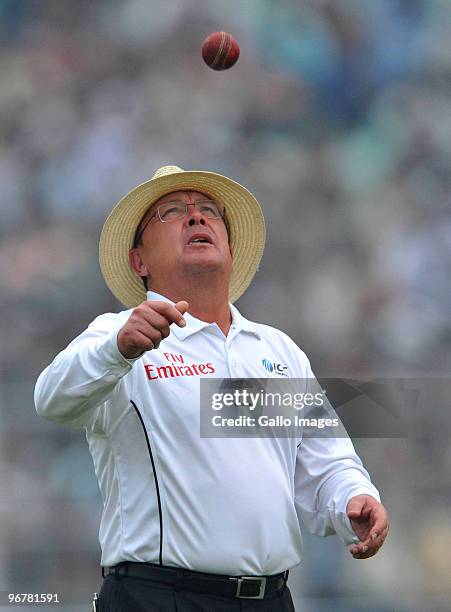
left=201, top=31, right=240, bottom=71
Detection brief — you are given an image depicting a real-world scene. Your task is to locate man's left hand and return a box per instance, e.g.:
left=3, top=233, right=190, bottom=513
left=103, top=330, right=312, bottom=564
left=346, top=495, right=389, bottom=559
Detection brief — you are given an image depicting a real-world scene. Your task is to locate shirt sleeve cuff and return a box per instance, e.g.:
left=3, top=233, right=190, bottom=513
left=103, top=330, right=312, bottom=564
left=98, top=329, right=142, bottom=369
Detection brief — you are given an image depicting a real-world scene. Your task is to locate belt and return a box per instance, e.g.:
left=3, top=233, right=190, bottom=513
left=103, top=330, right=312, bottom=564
left=102, top=562, right=288, bottom=600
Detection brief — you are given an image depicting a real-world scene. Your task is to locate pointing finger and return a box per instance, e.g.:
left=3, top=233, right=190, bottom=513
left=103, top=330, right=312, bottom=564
left=146, top=301, right=188, bottom=327
left=175, top=300, right=189, bottom=317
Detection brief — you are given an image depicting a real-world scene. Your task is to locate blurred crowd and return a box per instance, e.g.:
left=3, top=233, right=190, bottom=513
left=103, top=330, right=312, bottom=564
left=1, top=1, right=450, bottom=610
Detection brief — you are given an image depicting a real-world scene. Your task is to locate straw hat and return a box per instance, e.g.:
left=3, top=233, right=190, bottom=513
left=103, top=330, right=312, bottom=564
left=99, top=165, right=266, bottom=308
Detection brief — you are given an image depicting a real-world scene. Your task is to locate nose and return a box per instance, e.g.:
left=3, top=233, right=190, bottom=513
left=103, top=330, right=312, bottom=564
left=186, top=203, right=206, bottom=226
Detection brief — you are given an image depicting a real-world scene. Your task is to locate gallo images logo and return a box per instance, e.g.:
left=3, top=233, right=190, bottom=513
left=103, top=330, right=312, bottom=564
left=262, top=358, right=289, bottom=377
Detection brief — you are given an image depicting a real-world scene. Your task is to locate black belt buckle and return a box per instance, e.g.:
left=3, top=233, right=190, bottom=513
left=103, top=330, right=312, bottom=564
left=233, top=576, right=266, bottom=599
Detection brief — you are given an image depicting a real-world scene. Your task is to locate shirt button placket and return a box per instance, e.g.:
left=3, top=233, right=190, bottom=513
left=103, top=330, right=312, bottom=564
left=226, top=340, right=238, bottom=375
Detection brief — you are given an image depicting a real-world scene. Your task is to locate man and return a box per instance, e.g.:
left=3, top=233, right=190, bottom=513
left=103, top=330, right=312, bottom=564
left=35, top=165, right=389, bottom=611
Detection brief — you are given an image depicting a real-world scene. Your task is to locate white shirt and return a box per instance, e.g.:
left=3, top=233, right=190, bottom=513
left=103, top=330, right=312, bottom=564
left=34, top=290, right=380, bottom=575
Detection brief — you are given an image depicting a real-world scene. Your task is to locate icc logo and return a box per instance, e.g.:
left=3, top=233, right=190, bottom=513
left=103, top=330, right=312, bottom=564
left=262, top=358, right=288, bottom=376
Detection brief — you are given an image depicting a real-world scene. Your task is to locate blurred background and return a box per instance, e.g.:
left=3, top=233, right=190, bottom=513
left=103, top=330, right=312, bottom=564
left=1, top=0, right=451, bottom=610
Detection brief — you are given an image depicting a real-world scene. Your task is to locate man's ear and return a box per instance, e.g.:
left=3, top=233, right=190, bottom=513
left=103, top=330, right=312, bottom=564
left=129, top=248, right=148, bottom=277
left=229, top=243, right=234, bottom=270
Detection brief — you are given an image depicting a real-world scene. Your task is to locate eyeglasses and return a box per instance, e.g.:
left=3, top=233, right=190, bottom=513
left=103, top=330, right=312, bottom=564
left=133, top=200, right=226, bottom=246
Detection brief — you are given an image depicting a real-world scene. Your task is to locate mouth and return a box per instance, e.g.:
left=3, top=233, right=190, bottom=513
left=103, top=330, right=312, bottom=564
left=186, top=234, right=214, bottom=246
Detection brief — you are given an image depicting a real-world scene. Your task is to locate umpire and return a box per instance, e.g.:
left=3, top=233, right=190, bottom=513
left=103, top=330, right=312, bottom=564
left=35, top=166, right=389, bottom=611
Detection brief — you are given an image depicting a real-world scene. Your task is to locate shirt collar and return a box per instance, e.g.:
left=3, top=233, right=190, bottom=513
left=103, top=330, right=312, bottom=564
left=145, top=290, right=261, bottom=341
left=229, top=303, right=261, bottom=339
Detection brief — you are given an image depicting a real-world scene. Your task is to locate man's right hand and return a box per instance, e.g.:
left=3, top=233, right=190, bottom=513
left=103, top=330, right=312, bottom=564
left=117, top=300, right=189, bottom=359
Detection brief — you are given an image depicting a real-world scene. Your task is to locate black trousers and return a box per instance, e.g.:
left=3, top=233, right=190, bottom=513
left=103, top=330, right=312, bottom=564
left=97, top=574, right=296, bottom=612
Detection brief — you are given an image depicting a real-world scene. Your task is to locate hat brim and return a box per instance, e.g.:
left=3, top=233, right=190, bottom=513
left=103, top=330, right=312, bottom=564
left=99, top=170, right=266, bottom=308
